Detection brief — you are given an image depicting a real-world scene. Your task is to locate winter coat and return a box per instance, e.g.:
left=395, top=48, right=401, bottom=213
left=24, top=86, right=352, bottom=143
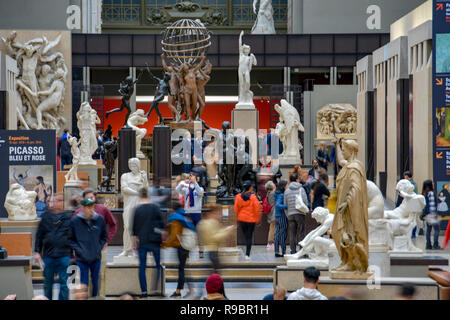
left=132, top=203, right=165, bottom=246
left=234, top=192, right=262, bottom=224
left=284, top=182, right=308, bottom=216
left=35, top=211, right=73, bottom=258
left=288, top=288, right=328, bottom=300
left=69, top=212, right=107, bottom=264
left=274, top=190, right=287, bottom=218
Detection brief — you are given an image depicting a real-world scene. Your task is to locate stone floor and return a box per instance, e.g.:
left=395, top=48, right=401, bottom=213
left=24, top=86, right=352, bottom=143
left=33, top=233, right=449, bottom=300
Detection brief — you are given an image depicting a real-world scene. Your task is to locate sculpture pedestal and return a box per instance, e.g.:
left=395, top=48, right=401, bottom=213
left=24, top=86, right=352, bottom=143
left=234, top=101, right=255, bottom=110
left=275, top=266, right=330, bottom=292
left=329, top=270, right=374, bottom=280
left=64, top=163, right=104, bottom=190
left=391, top=235, right=422, bottom=252
left=0, top=219, right=39, bottom=250
left=287, top=258, right=329, bottom=269
left=0, top=257, right=33, bottom=300
left=63, top=184, right=81, bottom=211
left=232, top=108, right=258, bottom=165
left=153, top=125, right=172, bottom=185
left=118, top=127, right=136, bottom=192
left=112, top=253, right=154, bottom=266
left=369, top=219, right=392, bottom=249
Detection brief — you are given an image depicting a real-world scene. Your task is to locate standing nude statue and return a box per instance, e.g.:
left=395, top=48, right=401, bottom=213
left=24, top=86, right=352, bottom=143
left=161, top=54, right=182, bottom=121
left=238, top=31, right=257, bottom=105
left=195, top=60, right=212, bottom=120
left=181, top=54, right=206, bottom=121
left=65, top=134, right=81, bottom=184
left=145, top=70, right=173, bottom=124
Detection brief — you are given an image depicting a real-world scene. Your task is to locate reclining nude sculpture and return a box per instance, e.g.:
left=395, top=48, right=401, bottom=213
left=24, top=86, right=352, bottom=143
left=284, top=207, right=334, bottom=268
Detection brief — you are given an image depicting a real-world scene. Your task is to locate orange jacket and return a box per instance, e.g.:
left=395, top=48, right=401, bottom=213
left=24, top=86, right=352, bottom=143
left=234, top=192, right=262, bottom=224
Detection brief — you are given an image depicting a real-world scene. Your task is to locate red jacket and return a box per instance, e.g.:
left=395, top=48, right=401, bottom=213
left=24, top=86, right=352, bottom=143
left=75, top=204, right=117, bottom=244
left=444, top=221, right=450, bottom=249
left=234, top=192, right=262, bottom=224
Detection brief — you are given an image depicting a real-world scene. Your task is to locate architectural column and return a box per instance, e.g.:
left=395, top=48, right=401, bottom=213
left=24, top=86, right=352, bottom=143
left=82, top=66, right=90, bottom=102
left=81, top=0, right=102, bottom=33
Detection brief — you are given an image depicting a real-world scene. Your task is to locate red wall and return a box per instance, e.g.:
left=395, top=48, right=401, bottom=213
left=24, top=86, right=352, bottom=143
left=103, top=99, right=272, bottom=137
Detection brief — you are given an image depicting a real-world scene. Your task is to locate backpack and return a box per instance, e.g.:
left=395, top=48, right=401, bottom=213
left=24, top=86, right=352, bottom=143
left=295, top=189, right=309, bottom=213
left=177, top=227, right=198, bottom=251
left=262, top=196, right=273, bottom=214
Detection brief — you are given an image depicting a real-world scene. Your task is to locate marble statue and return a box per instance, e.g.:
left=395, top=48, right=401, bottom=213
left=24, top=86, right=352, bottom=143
left=367, top=180, right=391, bottom=249
left=331, top=139, right=370, bottom=276
left=284, top=207, right=334, bottom=268
left=317, top=104, right=357, bottom=139
left=274, top=99, right=304, bottom=164
left=251, top=0, right=276, bottom=34
left=65, top=134, right=81, bottom=186
left=384, top=179, right=425, bottom=252
left=237, top=31, right=257, bottom=108
left=106, top=72, right=142, bottom=127
left=118, top=158, right=148, bottom=257
left=98, top=140, right=118, bottom=192
left=4, top=183, right=37, bottom=221
left=1, top=31, right=67, bottom=130
left=127, top=109, right=148, bottom=159
left=77, top=102, right=100, bottom=166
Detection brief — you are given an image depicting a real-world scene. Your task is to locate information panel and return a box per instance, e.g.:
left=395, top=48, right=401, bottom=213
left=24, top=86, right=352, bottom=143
left=433, top=0, right=450, bottom=227
left=0, top=130, right=56, bottom=218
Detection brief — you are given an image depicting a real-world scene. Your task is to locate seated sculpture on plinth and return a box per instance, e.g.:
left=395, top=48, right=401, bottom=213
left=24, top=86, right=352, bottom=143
left=4, top=183, right=37, bottom=221
left=284, top=207, right=334, bottom=268
left=384, top=179, right=425, bottom=252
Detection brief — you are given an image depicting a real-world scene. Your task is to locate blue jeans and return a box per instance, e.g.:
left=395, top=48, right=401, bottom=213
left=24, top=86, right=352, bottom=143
left=43, top=256, right=70, bottom=300
left=138, top=243, right=161, bottom=294
left=426, top=223, right=440, bottom=247
left=77, top=260, right=101, bottom=297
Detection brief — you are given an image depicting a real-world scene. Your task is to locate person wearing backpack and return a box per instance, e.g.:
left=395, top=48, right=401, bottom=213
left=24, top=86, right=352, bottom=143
left=162, top=201, right=197, bottom=298
left=264, top=181, right=276, bottom=250
left=284, top=173, right=309, bottom=254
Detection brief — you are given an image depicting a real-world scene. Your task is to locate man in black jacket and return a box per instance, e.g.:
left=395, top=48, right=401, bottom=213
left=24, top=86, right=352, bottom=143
left=70, top=198, right=107, bottom=298
left=132, top=188, right=166, bottom=297
left=34, top=193, right=72, bottom=300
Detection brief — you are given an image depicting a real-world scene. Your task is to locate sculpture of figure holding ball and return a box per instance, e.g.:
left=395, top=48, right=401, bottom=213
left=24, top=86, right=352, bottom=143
left=106, top=71, right=143, bottom=127
left=238, top=31, right=257, bottom=104
left=119, top=158, right=148, bottom=257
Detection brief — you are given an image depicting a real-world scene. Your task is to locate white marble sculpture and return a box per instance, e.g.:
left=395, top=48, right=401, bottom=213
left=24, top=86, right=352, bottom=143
left=77, top=102, right=100, bottom=166
left=116, top=158, right=148, bottom=259
left=284, top=207, right=334, bottom=268
left=65, top=134, right=81, bottom=186
left=384, top=179, right=425, bottom=252
left=274, top=99, right=304, bottom=164
left=4, top=183, right=37, bottom=221
left=236, top=31, right=257, bottom=109
left=127, top=109, right=148, bottom=159
left=316, top=104, right=357, bottom=139
left=367, top=180, right=391, bottom=249
left=1, top=31, right=67, bottom=130
left=251, top=0, right=276, bottom=35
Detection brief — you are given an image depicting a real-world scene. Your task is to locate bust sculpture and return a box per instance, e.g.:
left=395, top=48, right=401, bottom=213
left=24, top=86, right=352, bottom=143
left=331, top=139, right=370, bottom=276
left=284, top=207, right=334, bottom=268
left=5, top=183, right=37, bottom=221
left=251, top=0, right=276, bottom=34
left=384, top=179, right=425, bottom=252
left=236, top=31, right=257, bottom=108
left=274, top=99, right=304, bottom=164
left=65, top=134, right=81, bottom=186
left=118, top=158, right=148, bottom=258
left=127, top=109, right=148, bottom=159
left=77, top=102, right=100, bottom=166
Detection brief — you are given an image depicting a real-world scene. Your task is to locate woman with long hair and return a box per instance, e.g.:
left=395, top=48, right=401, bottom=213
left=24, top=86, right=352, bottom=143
left=274, top=180, right=288, bottom=258
left=34, top=176, right=52, bottom=218
left=422, top=180, right=441, bottom=250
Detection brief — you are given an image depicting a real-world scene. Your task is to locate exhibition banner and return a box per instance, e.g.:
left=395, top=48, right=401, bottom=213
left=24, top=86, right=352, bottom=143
left=432, top=0, right=450, bottom=226
left=0, top=130, right=56, bottom=218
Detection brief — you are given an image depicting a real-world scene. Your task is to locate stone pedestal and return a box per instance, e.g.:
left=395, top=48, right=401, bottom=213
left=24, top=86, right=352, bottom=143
left=105, top=263, right=165, bottom=296
left=153, top=125, right=172, bottom=185
left=63, top=184, right=81, bottom=211
left=369, top=219, right=392, bottom=249
left=112, top=253, right=154, bottom=266
left=232, top=108, right=258, bottom=165
left=389, top=253, right=448, bottom=278
left=0, top=219, right=39, bottom=250
left=0, top=257, right=33, bottom=300
left=275, top=266, right=330, bottom=292
left=118, top=127, right=136, bottom=192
